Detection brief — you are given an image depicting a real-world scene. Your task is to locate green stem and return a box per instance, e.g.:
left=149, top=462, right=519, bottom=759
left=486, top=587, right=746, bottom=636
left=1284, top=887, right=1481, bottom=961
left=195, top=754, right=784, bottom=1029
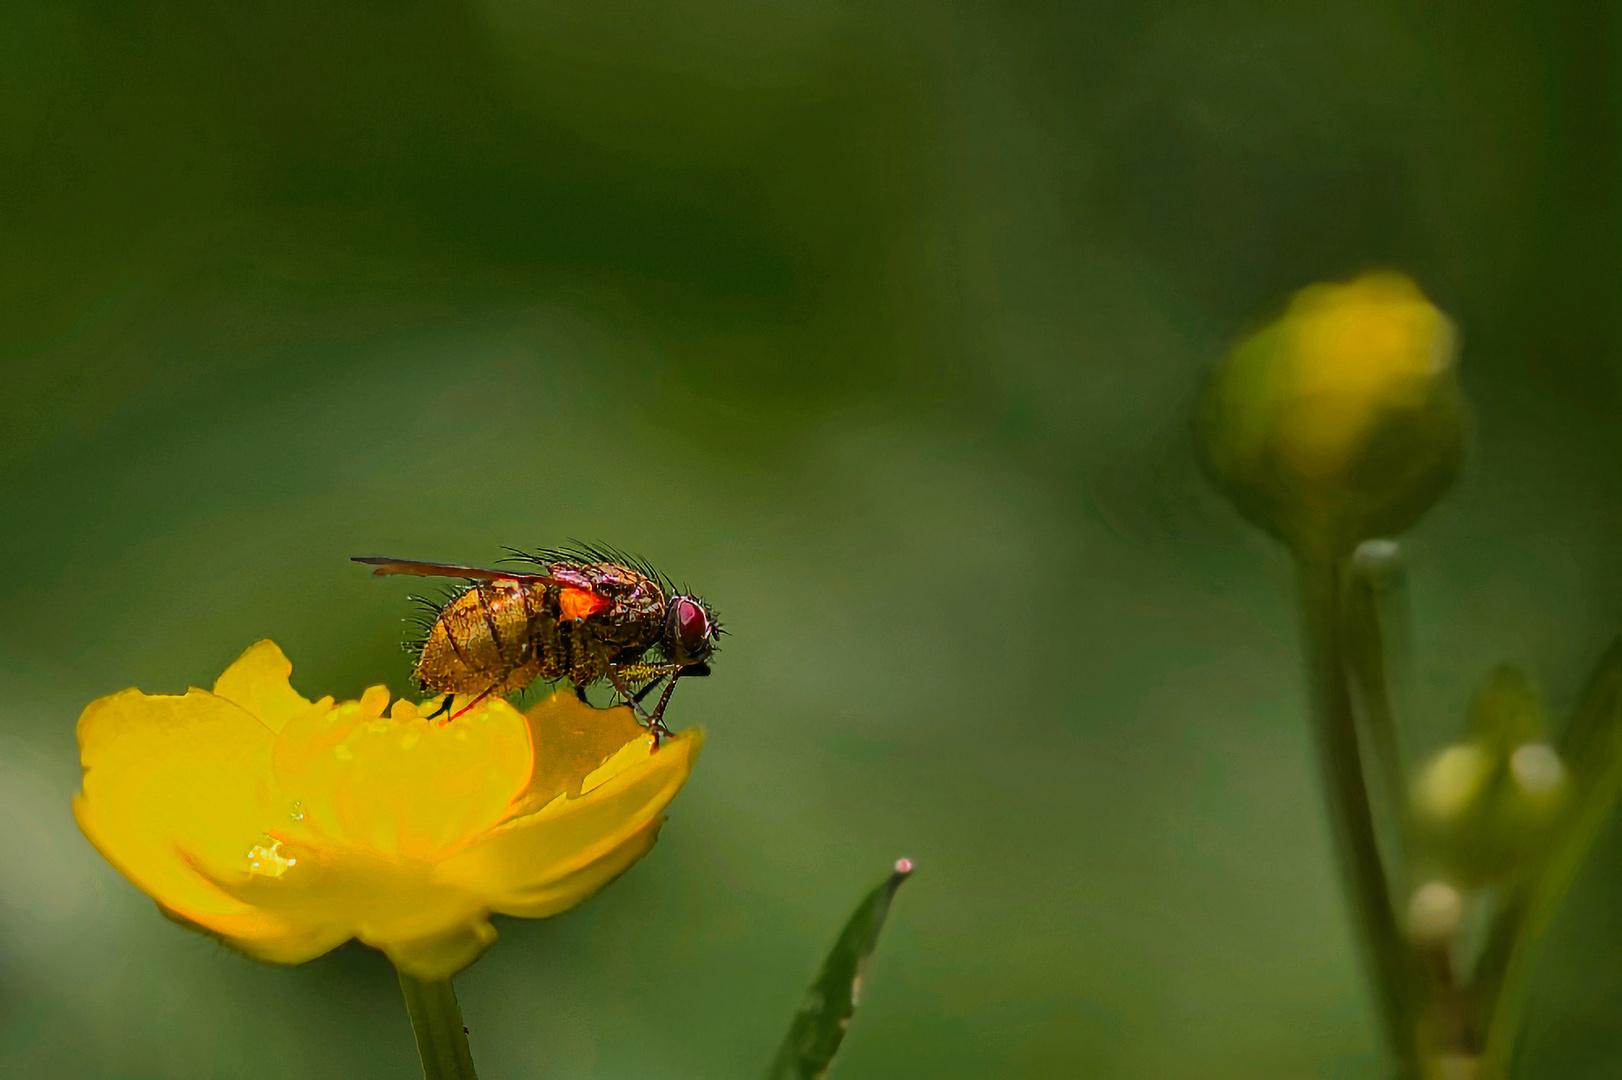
left=1297, top=554, right=1423, bottom=1079
left=1343, top=545, right=1417, bottom=870
left=397, top=969, right=479, bottom=1080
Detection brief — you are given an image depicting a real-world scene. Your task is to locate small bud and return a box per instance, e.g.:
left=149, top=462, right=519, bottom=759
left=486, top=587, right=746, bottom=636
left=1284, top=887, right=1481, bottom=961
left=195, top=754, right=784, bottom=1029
left=1415, top=742, right=1492, bottom=823
left=1500, top=742, right=1570, bottom=831
left=1414, top=732, right=1571, bottom=888
left=1509, top=742, right=1565, bottom=801
left=1407, top=880, right=1463, bottom=942
left=1198, top=272, right=1468, bottom=556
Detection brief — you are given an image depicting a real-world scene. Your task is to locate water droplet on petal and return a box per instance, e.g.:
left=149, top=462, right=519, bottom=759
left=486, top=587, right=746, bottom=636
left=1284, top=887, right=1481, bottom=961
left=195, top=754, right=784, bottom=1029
left=290, top=800, right=305, bottom=821
left=334, top=744, right=354, bottom=762
left=246, top=838, right=297, bottom=878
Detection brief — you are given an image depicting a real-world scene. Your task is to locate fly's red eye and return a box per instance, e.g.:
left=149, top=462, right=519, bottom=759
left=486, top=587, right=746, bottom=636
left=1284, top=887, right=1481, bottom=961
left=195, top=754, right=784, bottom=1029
left=676, top=598, right=708, bottom=652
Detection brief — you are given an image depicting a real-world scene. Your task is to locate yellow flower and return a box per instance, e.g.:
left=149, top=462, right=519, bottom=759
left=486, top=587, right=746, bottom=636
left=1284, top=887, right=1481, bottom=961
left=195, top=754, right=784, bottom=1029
left=74, top=641, right=702, bottom=979
left=1198, top=271, right=1468, bottom=555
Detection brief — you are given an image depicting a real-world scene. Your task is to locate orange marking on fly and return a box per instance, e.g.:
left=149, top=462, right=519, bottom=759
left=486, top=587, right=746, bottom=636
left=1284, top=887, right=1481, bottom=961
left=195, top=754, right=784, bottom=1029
left=558, top=587, right=610, bottom=621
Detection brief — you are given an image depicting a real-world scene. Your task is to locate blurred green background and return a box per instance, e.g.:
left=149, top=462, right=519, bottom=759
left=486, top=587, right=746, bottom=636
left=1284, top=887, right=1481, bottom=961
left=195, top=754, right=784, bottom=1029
left=2, top=1, right=1620, bottom=1076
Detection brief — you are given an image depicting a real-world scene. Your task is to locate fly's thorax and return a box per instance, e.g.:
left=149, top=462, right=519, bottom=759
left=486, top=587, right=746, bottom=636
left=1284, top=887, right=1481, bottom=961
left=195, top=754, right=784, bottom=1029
left=572, top=564, right=666, bottom=644
left=529, top=564, right=668, bottom=685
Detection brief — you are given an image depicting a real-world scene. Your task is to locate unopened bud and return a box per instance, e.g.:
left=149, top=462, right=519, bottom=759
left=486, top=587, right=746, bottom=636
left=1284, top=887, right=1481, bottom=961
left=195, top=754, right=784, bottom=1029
left=1509, top=742, right=1565, bottom=800
left=1198, top=272, right=1468, bottom=556
left=1407, top=880, right=1463, bottom=942
left=1415, top=742, right=1491, bottom=823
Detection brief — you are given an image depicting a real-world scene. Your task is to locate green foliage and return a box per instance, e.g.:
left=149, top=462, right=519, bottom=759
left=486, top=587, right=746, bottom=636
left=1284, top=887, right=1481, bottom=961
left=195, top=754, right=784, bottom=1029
left=1473, top=638, right=1622, bottom=1077
left=1276, top=525, right=1622, bottom=1078
left=767, top=861, right=914, bottom=1080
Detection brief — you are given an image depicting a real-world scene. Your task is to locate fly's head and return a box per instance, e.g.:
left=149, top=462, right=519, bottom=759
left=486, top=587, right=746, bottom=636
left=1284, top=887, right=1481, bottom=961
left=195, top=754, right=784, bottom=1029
left=662, top=595, right=720, bottom=668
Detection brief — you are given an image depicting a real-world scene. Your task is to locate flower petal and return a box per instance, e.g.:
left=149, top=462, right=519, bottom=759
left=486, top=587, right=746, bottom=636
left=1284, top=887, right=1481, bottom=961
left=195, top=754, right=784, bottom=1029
left=157, top=901, right=351, bottom=967
left=273, top=694, right=533, bottom=860
left=508, top=692, right=647, bottom=817
left=435, top=729, right=702, bottom=911
left=491, top=819, right=663, bottom=919
left=211, top=640, right=313, bottom=735
left=196, top=842, right=493, bottom=978
left=75, top=687, right=288, bottom=935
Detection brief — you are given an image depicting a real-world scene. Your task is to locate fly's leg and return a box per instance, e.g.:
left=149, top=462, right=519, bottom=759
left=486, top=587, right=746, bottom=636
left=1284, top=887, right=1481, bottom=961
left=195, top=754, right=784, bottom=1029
left=632, top=673, right=670, bottom=705
left=448, top=686, right=498, bottom=723
left=605, top=666, right=659, bottom=729
left=426, top=694, right=455, bottom=721
left=643, top=662, right=709, bottom=734
left=607, top=663, right=683, bottom=745
left=644, top=674, right=683, bottom=738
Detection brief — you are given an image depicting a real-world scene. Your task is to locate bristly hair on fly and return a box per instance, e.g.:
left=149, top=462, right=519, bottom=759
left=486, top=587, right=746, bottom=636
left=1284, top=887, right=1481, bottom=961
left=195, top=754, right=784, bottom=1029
left=503, top=541, right=676, bottom=596
left=506, top=542, right=725, bottom=654
left=401, top=590, right=452, bottom=660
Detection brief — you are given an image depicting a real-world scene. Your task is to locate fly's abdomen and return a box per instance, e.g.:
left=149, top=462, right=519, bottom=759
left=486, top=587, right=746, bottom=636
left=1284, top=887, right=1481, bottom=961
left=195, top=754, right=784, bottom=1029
left=415, top=580, right=547, bottom=695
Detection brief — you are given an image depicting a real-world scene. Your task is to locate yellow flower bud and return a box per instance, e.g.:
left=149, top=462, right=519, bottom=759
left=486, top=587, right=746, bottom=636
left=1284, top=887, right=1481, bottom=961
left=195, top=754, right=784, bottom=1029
left=1412, top=741, right=1571, bottom=889
left=1508, top=742, right=1567, bottom=808
left=1415, top=742, right=1493, bottom=824
left=1198, top=272, right=1468, bottom=556
left=74, top=641, right=702, bottom=979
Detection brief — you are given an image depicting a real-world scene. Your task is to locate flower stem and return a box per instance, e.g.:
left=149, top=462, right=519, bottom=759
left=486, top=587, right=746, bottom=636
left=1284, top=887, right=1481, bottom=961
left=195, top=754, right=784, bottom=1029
left=1296, top=554, right=1423, bottom=1079
left=397, top=968, right=479, bottom=1080
left=1342, top=545, right=1418, bottom=869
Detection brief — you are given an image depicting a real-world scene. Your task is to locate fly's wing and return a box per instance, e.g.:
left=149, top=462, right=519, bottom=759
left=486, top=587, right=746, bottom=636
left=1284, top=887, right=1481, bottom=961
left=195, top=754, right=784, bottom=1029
left=352, top=556, right=570, bottom=585
left=545, top=565, right=605, bottom=590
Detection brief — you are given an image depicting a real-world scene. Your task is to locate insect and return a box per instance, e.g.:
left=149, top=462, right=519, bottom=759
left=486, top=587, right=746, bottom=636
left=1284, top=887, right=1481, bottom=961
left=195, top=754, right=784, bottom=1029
left=352, top=546, right=718, bottom=737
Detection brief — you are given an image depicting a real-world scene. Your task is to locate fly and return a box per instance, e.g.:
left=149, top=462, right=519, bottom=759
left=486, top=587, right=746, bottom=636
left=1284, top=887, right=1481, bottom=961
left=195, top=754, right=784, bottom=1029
left=353, top=545, right=719, bottom=739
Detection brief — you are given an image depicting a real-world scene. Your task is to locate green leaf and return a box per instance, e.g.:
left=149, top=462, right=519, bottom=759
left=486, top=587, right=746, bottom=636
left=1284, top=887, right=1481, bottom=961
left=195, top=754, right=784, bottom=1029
left=767, top=859, right=914, bottom=1080
left=1474, top=636, right=1622, bottom=1079
left=1558, top=636, right=1622, bottom=786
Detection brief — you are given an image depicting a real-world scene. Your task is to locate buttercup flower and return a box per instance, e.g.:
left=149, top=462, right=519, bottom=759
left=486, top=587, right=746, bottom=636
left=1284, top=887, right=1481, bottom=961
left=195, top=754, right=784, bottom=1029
left=74, top=641, right=701, bottom=979
left=1198, top=271, right=1468, bottom=555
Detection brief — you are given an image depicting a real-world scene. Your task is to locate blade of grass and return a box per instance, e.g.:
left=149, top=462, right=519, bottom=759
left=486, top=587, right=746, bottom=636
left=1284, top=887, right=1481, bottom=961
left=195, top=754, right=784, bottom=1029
left=767, top=859, right=914, bottom=1080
